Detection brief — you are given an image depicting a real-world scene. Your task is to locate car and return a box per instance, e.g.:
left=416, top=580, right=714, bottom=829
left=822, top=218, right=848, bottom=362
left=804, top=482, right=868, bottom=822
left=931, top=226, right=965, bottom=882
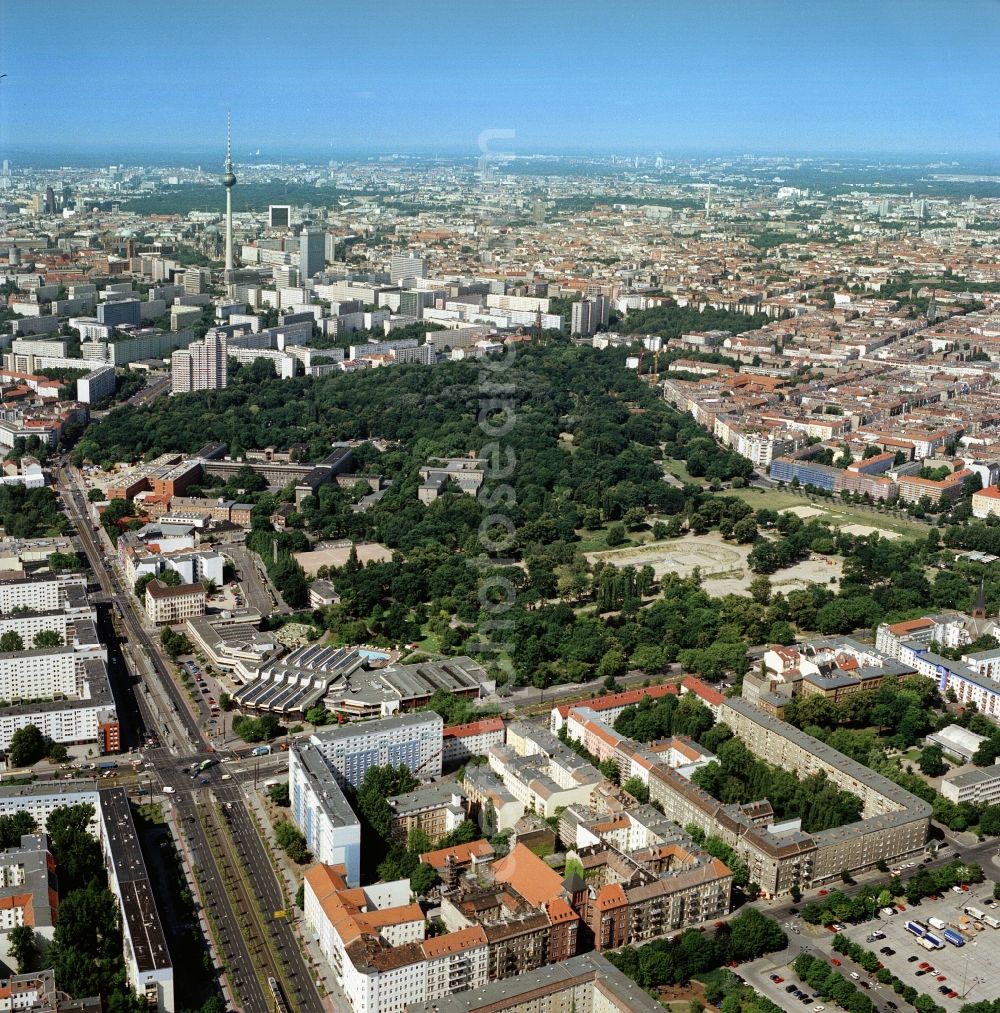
left=962, top=885, right=970, bottom=892
left=199, top=778, right=208, bottom=785
left=915, top=971, right=926, bottom=977
left=860, top=982, right=870, bottom=990
left=897, top=904, right=907, bottom=912
left=919, top=963, right=930, bottom=970
left=952, top=886, right=964, bottom=894
left=907, top=956, right=919, bottom=963
left=786, top=985, right=797, bottom=994
left=947, top=992, right=958, bottom=999
left=937, top=976, right=946, bottom=982
left=830, top=958, right=841, bottom=966
left=790, top=907, right=799, bottom=915
left=923, top=858, right=932, bottom=864
left=818, top=889, right=829, bottom=896
left=813, top=1007, right=825, bottom=1012
left=880, top=947, right=892, bottom=955
left=939, top=987, right=950, bottom=995
left=850, top=973, right=860, bottom=981
left=768, top=974, right=780, bottom=982
left=887, top=1003, right=898, bottom=1010
left=885, top=948, right=896, bottom=956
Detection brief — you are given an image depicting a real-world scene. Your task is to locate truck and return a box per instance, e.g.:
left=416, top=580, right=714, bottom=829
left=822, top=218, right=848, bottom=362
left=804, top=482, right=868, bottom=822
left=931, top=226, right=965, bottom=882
left=917, top=937, right=938, bottom=951
left=943, top=928, right=965, bottom=947
left=923, top=932, right=944, bottom=949
left=984, top=915, right=1000, bottom=929
left=98, top=761, right=119, bottom=771
left=905, top=921, right=926, bottom=937
left=928, top=916, right=947, bottom=931
left=965, top=905, right=986, bottom=921
left=251, top=745, right=271, bottom=756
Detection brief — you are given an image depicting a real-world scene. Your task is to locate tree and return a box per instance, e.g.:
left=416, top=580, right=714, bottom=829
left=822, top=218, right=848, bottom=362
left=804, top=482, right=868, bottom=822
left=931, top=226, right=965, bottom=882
left=0, top=811, right=36, bottom=848
left=622, top=776, right=650, bottom=804
left=7, top=924, right=37, bottom=973
left=274, top=820, right=310, bottom=864
left=47, top=804, right=102, bottom=894
left=918, top=744, right=947, bottom=777
left=0, top=631, right=24, bottom=652
left=33, top=629, right=64, bottom=648
left=723, top=907, right=786, bottom=962
left=410, top=862, right=440, bottom=896
left=407, top=827, right=433, bottom=855
left=267, top=782, right=290, bottom=807
left=605, top=524, right=626, bottom=547
left=8, top=725, right=45, bottom=767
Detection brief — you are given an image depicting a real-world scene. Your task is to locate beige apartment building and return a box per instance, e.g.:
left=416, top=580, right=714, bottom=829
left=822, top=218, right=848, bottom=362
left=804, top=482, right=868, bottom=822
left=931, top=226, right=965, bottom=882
left=144, top=580, right=207, bottom=624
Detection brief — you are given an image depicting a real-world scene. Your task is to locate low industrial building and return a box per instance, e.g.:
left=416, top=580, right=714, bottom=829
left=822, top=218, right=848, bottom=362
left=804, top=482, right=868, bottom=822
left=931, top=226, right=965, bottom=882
left=926, top=724, right=988, bottom=763
left=941, top=763, right=1000, bottom=806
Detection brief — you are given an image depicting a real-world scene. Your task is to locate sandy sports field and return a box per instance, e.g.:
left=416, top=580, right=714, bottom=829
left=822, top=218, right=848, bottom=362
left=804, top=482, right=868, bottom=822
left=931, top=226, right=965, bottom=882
left=293, top=541, right=394, bottom=575
left=587, top=532, right=843, bottom=596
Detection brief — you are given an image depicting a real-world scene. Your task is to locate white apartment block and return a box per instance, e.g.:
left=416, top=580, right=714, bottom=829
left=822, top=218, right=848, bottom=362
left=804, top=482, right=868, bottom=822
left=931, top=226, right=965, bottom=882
left=309, top=712, right=443, bottom=789
left=0, top=647, right=76, bottom=701
left=171, top=331, right=227, bottom=395
left=0, top=610, right=69, bottom=646
left=0, top=577, right=61, bottom=614
left=941, top=764, right=1000, bottom=806
left=0, top=696, right=117, bottom=751
left=76, top=365, right=117, bottom=405
left=289, top=743, right=361, bottom=887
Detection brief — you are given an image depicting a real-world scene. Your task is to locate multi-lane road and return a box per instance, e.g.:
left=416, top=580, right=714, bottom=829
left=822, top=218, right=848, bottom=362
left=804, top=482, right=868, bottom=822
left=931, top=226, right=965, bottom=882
left=56, top=463, right=325, bottom=1013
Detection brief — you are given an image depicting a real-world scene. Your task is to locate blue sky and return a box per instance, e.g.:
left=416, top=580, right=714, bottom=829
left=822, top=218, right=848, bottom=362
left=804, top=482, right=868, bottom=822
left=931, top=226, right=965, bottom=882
left=1, top=0, right=999, bottom=159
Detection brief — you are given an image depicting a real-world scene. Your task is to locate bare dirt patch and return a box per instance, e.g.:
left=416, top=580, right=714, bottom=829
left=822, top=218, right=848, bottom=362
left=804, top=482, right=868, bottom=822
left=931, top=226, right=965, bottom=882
left=840, top=522, right=901, bottom=540
left=293, top=540, right=394, bottom=575
left=781, top=504, right=828, bottom=519
left=588, top=533, right=843, bottom=596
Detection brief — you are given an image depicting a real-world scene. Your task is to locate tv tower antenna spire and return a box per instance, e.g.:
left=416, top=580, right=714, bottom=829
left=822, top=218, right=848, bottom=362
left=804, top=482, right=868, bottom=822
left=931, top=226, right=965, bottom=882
left=221, top=112, right=237, bottom=283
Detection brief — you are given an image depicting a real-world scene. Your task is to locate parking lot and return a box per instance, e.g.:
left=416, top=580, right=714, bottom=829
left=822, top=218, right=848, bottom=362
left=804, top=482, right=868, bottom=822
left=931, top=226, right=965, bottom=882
left=745, top=882, right=1000, bottom=1011
left=834, top=887, right=1000, bottom=1007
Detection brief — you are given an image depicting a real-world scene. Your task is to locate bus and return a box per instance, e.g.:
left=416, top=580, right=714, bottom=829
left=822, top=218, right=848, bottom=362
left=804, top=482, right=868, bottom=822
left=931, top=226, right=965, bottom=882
left=199, top=759, right=216, bottom=771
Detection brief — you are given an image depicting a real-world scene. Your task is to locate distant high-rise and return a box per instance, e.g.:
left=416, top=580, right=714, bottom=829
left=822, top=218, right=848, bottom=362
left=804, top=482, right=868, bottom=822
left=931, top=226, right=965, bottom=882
left=171, top=331, right=228, bottom=395
left=44, top=187, right=56, bottom=215
left=221, top=114, right=237, bottom=282
left=269, top=205, right=291, bottom=229
left=390, top=252, right=427, bottom=284
left=299, top=228, right=325, bottom=280
left=571, top=295, right=609, bottom=337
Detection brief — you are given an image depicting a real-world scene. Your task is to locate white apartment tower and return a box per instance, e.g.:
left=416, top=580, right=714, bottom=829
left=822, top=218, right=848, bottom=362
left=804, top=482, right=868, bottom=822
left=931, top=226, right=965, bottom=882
left=171, top=331, right=228, bottom=395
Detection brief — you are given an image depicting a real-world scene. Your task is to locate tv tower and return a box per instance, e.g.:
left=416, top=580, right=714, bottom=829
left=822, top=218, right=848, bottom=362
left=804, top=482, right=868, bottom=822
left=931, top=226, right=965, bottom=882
left=222, top=112, right=237, bottom=282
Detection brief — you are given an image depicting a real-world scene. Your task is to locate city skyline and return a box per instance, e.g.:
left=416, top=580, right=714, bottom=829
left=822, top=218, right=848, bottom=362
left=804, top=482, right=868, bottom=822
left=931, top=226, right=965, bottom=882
left=2, top=0, right=1000, bottom=160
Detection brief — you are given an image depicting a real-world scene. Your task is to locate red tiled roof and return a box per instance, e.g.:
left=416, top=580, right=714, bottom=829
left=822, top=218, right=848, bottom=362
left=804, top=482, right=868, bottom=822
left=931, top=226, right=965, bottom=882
left=556, top=683, right=677, bottom=719
left=443, top=716, right=505, bottom=739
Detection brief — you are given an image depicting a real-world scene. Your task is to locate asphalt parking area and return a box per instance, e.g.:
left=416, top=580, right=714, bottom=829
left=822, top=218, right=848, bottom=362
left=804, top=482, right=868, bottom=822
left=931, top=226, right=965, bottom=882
left=836, top=889, right=1000, bottom=1006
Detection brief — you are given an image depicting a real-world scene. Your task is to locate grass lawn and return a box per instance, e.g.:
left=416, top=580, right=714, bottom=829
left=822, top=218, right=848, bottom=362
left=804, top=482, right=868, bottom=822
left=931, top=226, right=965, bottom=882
left=575, top=528, right=641, bottom=552
left=723, top=486, right=929, bottom=539
left=414, top=629, right=441, bottom=654
left=662, top=458, right=702, bottom=485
